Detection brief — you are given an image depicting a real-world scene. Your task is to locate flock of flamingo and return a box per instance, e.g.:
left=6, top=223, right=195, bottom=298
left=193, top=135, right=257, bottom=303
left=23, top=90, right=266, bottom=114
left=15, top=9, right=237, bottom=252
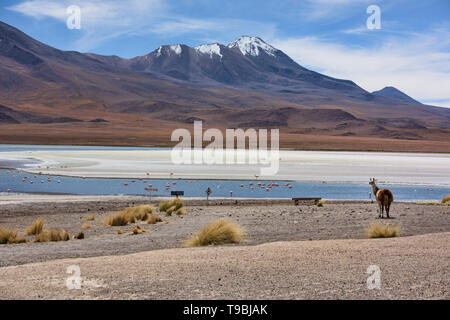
left=1, top=168, right=295, bottom=196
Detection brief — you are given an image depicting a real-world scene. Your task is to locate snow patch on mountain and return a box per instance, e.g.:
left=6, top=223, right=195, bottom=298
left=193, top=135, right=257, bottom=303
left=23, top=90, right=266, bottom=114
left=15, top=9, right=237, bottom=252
left=156, top=46, right=162, bottom=57
left=170, top=44, right=182, bottom=55
left=195, top=43, right=223, bottom=59
left=227, top=36, right=277, bottom=57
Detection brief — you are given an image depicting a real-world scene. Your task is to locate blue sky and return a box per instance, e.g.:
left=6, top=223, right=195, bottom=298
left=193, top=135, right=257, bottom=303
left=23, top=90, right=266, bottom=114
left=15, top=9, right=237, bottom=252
left=1, top=0, right=449, bottom=107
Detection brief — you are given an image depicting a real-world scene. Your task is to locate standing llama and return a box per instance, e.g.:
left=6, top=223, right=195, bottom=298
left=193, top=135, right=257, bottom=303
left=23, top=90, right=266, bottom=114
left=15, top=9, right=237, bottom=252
left=369, top=178, right=394, bottom=218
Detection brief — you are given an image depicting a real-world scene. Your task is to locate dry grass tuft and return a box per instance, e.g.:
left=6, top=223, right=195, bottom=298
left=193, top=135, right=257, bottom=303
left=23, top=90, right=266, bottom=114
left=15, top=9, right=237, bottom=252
left=146, top=214, right=162, bottom=224
left=132, top=225, right=148, bottom=235
left=117, top=228, right=125, bottom=235
left=367, top=221, right=400, bottom=238
left=316, top=200, right=325, bottom=207
left=159, top=198, right=184, bottom=212
left=0, top=227, right=26, bottom=244
left=159, top=201, right=171, bottom=212
left=416, top=200, right=439, bottom=205
left=73, top=232, right=84, bottom=240
left=34, top=229, right=70, bottom=242
left=24, top=218, right=45, bottom=236
left=441, top=194, right=450, bottom=205
left=176, top=207, right=187, bottom=215
left=81, top=223, right=91, bottom=229
left=103, top=205, right=154, bottom=226
left=165, top=205, right=177, bottom=216
left=184, top=218, right=246, bottom=247
left=84, top=215, right=96, bottom=221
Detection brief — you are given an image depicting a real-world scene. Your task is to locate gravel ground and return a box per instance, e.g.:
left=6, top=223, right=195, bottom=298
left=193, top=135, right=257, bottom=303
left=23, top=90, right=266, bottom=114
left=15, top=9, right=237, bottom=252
left=0, top=232, right=448, bottom=299
left=0, top=195, right=449, bottom=268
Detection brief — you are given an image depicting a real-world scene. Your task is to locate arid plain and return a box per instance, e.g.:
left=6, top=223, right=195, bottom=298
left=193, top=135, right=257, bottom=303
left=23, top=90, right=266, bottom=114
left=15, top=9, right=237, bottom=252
left=0, top=195, right=448, bottom=299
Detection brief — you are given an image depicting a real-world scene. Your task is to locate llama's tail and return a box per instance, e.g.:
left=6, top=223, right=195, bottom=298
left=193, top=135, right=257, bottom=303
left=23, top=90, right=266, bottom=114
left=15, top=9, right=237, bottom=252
left=383, top=193, right=389, bottom=206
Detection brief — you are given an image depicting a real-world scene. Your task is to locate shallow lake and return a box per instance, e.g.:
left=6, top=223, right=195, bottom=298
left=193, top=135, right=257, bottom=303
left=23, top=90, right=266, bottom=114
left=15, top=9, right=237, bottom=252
left=0, top=145, right=449, bottom=200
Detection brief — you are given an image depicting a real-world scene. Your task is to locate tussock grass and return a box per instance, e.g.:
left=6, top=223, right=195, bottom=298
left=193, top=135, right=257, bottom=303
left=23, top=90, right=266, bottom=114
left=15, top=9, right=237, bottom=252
left=165, top=205, right=177, bottom=216
left=416, top=200, right=439, bottom=205
left=159, top=198, right=184, bottom=212
left=117, top=228, right=125, bottom=235
left=34, top=229, right=70, bottom=242
left=132, top=225, right=148, bottom=235
left=146, top=214, right=162, bottom=224
left=367, top=221, right=400, bottom=238
left=103, top=205, right=154, bottom=226
left=160, top=198, right=186, bottom=216
left=441, top=194, right=450, bottom=205
left=176, top=207, right=187, bottom=215
left=73, top=232, right=84, bottom=240
left=0, top=227, right=26, bottom=244
left=159, top=201, right=171, bottom=212
left=316, top=200, right=325, bottom=207
left=24, top=218, right=45, bottom=236
left=84, top=215, right=96, bottom=221
left=82, top=223, right=91, bottom=229
left=184, top=218, right=246, bottom=247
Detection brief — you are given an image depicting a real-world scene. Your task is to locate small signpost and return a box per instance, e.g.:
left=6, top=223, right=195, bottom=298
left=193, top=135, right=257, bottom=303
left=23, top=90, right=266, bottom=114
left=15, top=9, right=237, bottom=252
left=171, top=191, right=184, bottom=198
left=205, top=187, right=212, bottom=205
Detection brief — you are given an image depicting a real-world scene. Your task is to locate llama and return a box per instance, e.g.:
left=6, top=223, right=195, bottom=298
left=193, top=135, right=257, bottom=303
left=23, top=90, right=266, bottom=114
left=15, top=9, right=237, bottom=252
left=369, top=178, right=394, bottom=218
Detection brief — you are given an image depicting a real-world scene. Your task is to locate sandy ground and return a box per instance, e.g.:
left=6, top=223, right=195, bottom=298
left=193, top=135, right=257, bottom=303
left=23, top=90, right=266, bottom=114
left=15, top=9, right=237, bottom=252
left=0, top=195, right=448, bottom=299
left=2, top=149, right=450, bottom=184
left=0, top=233, right=448, bottom=299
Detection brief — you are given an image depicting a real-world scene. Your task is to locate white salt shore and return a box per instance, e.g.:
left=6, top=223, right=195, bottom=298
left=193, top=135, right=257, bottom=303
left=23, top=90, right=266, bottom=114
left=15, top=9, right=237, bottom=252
left=0, top=149, right=449, bottom=185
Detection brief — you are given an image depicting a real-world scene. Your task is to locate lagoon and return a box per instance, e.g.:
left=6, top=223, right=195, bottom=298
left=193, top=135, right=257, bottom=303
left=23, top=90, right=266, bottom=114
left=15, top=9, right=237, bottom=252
left=0, top=145, right=449, bottom=200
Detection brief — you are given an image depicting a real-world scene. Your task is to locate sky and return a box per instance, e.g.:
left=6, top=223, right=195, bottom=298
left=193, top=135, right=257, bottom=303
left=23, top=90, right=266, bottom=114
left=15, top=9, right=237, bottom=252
left=1, top=0, right=449, bottom=107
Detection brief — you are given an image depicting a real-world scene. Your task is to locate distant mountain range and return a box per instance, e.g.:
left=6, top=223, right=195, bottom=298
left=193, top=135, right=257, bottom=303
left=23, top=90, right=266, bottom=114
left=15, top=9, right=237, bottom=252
left=0, top=21, right=449, bottom=149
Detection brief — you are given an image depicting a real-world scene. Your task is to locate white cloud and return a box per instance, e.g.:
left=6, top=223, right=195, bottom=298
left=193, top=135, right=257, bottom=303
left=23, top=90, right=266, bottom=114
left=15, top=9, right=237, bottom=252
left=9, top=0, right=166, bottom=27
left=270, top=29, right=450, bottom=104
left=299, top=0, right=373, bottom=21
left=146, top=17, right=277, bottom=43
left=8, top=0, right=276, bottom=52
left=422, top=100, right=450, bottom=109
left=8, top=0, right=167, bottom=51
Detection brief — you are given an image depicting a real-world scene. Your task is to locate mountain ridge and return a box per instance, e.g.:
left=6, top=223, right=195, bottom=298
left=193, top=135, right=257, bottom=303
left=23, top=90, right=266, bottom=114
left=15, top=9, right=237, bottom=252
left=372, top=86, right=420, bottom=104
left=1, top=21, right=450, bottom=150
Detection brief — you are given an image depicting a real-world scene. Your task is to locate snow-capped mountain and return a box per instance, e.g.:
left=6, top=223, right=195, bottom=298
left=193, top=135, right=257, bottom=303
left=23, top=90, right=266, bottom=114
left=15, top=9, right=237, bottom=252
left=227, top=36, right=277, bottom=57
left=128, top=36, right=373, bottom=101
left=2, top=20, right=450, bottom=140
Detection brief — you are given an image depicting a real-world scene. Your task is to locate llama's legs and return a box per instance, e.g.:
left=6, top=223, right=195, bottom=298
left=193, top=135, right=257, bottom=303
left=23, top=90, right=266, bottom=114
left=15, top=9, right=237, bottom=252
left=378, top=203, right=382, bottom=218
left=386, top=204, right=390, bottom=218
